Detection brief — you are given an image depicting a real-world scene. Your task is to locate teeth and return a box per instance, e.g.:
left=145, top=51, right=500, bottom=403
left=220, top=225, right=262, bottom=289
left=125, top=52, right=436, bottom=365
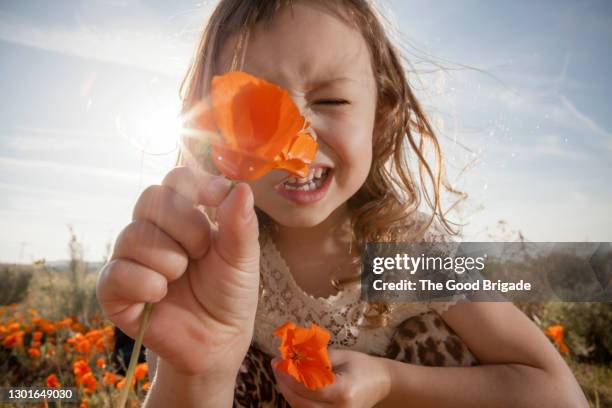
left=282, top=167, right=330, bottom=190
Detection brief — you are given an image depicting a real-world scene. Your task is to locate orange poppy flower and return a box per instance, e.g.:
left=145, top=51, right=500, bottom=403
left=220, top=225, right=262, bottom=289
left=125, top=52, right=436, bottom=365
left=32, top=331, right=43, bottom=341
left=7, top=322, right=20, bottom=332
left=142, top=381, right=151, bottom=391
left=81, top=372, right=97, bottom=394
left=96, top=357, right=106, bottom=369
left=40, top=321, right=55, bottom=334
left=73, top=359, right=91, bottom=380
left=192, top=71, right=318, bottom=181
left=28, top=347, right=41, bottom=358
left=3, top=330, right=24, bottom=348
left=116, top=376, right=136, bottom=390
left=103, top=371, right=119, bottom=386
left=545, top=325, right=570, bottom=354
left=57, top=317, right=73, bottom=328
left=46, top=374, right=61, bottom=388
left=273, top=322, right=335, bottom=390
left=135, top=362, right=148, bottom=381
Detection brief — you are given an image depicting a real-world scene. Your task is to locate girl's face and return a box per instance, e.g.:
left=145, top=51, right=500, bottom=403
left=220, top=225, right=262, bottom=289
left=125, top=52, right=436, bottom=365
left=218, top=2, right=377, bottom=228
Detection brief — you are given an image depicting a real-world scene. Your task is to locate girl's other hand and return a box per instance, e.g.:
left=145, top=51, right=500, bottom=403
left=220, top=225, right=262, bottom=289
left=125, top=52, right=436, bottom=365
left=272, top=349, right=391, bottom=408
left=96, top=166, right=260, bottom=378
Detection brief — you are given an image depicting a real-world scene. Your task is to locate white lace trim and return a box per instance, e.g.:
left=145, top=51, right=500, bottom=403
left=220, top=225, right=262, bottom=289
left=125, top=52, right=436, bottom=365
left=252, top=217, right=460, bottom=357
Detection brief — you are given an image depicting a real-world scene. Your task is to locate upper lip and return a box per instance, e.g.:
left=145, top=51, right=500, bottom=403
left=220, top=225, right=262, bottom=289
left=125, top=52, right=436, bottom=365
left=276, top=163, right=333, bottom=185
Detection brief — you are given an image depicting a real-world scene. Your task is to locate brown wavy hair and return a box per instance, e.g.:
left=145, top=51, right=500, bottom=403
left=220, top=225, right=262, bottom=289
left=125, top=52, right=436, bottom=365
left=176, top=0, right=464, bottom=327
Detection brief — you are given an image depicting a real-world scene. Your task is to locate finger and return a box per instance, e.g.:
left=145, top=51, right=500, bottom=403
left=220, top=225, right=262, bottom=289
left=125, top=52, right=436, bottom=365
left=162, top=165, right=232, bottom=207
left=214, top=182, right=260, bottom=271
left=275, top=377, right=327, bottom=408
left=133, top=185, right=212, bottom=259
left=272, top=363, right=334, bottom=403
left=96, top=259, right=167, bottom=332
left=111, top=219, right=188, bottom=282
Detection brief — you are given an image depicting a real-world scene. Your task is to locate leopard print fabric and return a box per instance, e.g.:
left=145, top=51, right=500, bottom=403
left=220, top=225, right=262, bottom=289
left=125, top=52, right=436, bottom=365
left=383, top=311, right=478, bottom=366
left=234, top=344, right=290, bottom=408
left=233, top=311, right=478, bottom=407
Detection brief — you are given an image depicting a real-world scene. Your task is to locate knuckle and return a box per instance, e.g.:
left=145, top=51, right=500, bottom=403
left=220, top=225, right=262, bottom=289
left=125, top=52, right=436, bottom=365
left=113, top=220, right=152, bottom=257
left=162, top=166, right=191, bottom=186
left=133, top=185, right=163, bottom=219
left=125, top=219, right=155, bottom=245
left=104, top=259, right=126, bottom=287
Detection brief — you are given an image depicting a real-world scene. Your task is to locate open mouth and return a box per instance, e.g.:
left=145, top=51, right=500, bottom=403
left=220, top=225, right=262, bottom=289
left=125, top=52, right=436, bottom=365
left=274, top=165, right=334, bottom=204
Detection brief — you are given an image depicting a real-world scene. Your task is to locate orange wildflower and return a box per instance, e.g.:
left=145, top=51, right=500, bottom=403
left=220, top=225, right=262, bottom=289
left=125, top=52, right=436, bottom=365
left=94, top=337, right=107, bottom=352
left=273, top=322, right=335, bottom=390
left=28, top=347, right=41, bottom=358
left=40, top=321, right=55, bottom=334
left=103, top=371, right=119, bottom=386
left=116, top=376, right=136, bottom=390
left=73, top=359, right=91, bottom=380
left=85, top=329, right=103, bottom=343
left=32, top=331, right=43, bottom=341
left=76, top=339, right=92, bottom=354
left=142, top=381, right=151, bottom=391
left=67, top=333, right=93, bottom=354
left=134, top=362, right=148, bottom=381
left=3, top=330, right=25, bottom=348
left=96, top=357, right=106, bottom=369
left=193, top=71, right=318, bottom=181
left=31, top=340, right=41, bottom=348
left=71, top=321, right=84, bottom=333
left=81, top=372, right=97, bottom=394
left=57, top=317, right=73, bottom=328
left=79, top=400, right=89, bottom=408
left=7, top=322, right=20, bottom=332
left=46, top=374, right=61, bottom=388
left=545, top=325, right=570, bottom=354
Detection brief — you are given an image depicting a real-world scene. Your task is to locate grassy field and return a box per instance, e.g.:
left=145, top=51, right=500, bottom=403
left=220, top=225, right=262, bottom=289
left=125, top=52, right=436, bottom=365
left=1, top=232, right=610, bottom=407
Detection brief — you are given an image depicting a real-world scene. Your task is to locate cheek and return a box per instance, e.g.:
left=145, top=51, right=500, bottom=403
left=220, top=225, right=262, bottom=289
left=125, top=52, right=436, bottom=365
left=322, top=115, right=374, bottom=186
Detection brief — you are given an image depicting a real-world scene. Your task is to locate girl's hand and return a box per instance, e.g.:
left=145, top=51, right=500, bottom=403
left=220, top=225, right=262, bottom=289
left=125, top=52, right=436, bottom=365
left=96, top=166, right=260, bottom=378
left=272, top=349, right=391, bottom=408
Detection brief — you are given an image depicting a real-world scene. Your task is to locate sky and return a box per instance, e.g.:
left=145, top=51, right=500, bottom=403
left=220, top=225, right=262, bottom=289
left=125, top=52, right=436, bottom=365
left=0, top=0, right=611, bottom=263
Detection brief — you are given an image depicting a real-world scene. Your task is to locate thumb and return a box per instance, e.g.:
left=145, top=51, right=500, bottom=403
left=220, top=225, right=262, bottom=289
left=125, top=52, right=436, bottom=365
left=215, top=182, right=260, bottom=272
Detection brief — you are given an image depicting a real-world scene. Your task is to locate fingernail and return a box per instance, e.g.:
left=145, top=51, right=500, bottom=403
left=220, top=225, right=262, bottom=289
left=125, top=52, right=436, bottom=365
left=209, top=176, right=231, bottom=198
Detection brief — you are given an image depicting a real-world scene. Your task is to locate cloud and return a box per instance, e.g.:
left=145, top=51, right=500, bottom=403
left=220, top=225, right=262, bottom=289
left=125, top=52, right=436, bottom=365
left=0, top=155, right=141, bottom=181
left=559, top=95, right=612, bottom=150
left=0, top=11, right=196, bottom=77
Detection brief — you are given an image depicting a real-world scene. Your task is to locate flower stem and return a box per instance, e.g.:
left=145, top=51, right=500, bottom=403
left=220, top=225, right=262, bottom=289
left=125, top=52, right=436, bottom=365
left=227, top=179, right=238, bottom=195
left=116, top=302, right=154, bottom=408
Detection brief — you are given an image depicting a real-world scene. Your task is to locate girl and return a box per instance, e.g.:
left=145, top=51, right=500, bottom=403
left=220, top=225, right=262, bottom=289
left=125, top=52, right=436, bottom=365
left=96, top=0, right=587, bottom=406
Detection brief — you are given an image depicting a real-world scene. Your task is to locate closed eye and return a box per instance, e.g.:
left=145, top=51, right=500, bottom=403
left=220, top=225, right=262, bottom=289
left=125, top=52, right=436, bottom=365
left=313, top=99, right=350, bottom=106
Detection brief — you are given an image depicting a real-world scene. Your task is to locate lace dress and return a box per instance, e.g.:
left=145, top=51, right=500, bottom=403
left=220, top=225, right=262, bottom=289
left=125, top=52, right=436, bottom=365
left=234, top=228, right=478, bottom=407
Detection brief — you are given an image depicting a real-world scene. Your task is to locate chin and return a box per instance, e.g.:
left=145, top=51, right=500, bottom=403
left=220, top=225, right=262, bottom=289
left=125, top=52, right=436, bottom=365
left=258, top=203, right=334, bottom=228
